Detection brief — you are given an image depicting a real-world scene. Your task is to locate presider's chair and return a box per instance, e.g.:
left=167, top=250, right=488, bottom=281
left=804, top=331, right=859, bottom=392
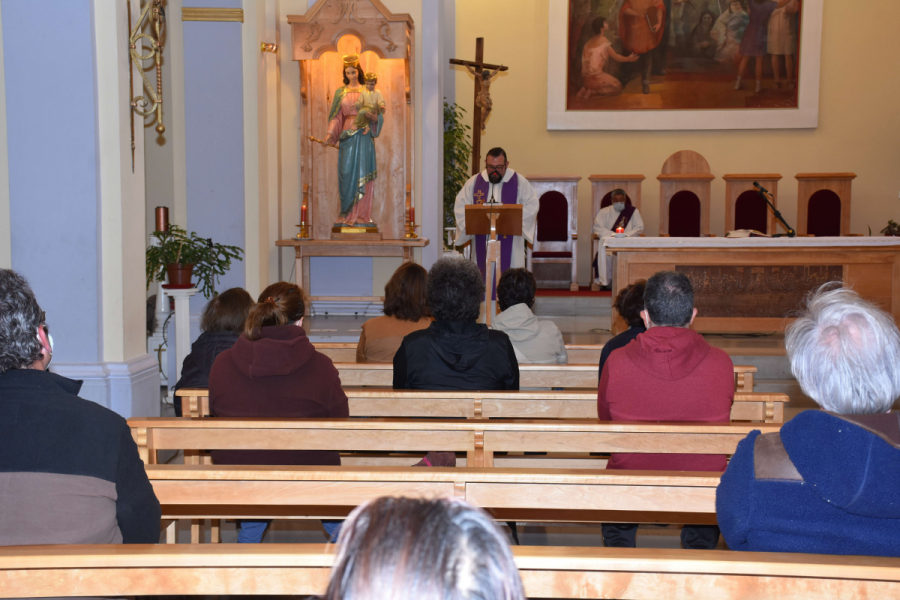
left=525, top=176, right=580, bottom=291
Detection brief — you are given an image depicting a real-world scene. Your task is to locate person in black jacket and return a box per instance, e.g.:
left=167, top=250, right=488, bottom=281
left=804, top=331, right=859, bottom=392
left=173, top=287, right=254, bottom=416
left=0, top=269, right=161, bottom=545
left=394, top=258, right=519, bottom=390
left=598, top=280, right=646, bottom=381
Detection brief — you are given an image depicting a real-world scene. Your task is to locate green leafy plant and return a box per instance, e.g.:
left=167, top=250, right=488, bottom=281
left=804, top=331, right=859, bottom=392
left=146, top=224, right=244, bottom=298
left=443, top=101, right=472, bottom=248
left=882, top=220, right=900, bottom=236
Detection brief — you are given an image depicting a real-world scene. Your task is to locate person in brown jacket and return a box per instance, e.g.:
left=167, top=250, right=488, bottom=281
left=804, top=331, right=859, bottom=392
left=209, top=281, right=349, bottom=543
left=356, top=262, right=433, bottom=362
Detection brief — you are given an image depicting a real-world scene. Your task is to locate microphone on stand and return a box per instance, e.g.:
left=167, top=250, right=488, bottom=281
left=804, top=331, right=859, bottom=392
left=753, top=182, right=795, bottom=238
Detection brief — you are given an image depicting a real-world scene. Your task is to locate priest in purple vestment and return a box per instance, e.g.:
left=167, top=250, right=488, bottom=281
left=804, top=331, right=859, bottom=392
left=453, top=148, right=539, bottom=293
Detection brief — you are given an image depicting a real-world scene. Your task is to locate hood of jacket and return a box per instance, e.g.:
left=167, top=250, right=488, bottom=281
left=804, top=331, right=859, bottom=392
left=492, top=303, right=542, bottom=343
left=427, top=320, right=490, bottom=372
left=623, top=326, right=711, bottom=381
left=782, top=410, right=900, bottom=519
left=228, top=325, right=315, bottom=379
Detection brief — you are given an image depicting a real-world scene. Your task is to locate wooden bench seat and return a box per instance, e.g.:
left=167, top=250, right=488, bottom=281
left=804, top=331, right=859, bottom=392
left=130, top=417, right=780, bottom=469
left=333, top=362, right=757, bottom=391
left=176, top=388, right=784, bottom=423
left=5, top=543, right=898, bottom=599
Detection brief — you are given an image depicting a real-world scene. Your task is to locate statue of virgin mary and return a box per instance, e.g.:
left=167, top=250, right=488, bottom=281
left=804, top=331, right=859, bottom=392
left=324, top=54, right=384, bottom=228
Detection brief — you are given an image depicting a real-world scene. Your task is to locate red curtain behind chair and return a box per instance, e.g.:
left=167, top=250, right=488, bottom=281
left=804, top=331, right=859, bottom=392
left=536, top=191, right=569, bottom=242
left=735, top=190, right=768, bottom=233
left=668, top=191, right=701, bottom=237
left=807, top=190, right=841, bottom=236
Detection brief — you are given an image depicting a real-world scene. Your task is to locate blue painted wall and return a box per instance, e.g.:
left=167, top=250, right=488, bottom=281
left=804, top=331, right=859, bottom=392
left=183, top=0, right=244, bottom=312
left=3, top=0, right=100, bottom=363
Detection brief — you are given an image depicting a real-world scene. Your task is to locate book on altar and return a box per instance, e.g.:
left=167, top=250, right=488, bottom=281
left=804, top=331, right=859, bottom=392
left=726, top=230, right=771, bottom=238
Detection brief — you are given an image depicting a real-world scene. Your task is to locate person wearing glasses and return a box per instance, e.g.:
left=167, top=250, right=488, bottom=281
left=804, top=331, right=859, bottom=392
left=452, top=148, right=539, bottom=296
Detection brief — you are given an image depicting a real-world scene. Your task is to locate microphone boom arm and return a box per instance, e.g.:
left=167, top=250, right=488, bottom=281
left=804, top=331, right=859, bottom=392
left=754, top=184, right=795, bottom=238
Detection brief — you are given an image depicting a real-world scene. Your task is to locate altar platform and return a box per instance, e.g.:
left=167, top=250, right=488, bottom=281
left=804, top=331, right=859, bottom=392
left=606, top=236, right=900, bottom=334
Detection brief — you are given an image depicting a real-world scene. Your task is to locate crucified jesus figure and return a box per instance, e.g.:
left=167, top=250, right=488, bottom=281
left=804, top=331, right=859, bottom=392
left=465, top=64, right=503, bottom=131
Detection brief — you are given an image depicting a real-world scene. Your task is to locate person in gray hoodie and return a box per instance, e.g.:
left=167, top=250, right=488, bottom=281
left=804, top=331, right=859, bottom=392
left=492, top=268, right=568, bottom=365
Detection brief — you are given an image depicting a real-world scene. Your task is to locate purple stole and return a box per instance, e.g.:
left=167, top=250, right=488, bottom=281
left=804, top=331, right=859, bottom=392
left=473, top=173, right=519, bottom=300
left=612, top=204, right=636, bottom=230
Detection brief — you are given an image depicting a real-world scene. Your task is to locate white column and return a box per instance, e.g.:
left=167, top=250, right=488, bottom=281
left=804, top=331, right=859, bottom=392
left=421, top=0, right=445, bottom=269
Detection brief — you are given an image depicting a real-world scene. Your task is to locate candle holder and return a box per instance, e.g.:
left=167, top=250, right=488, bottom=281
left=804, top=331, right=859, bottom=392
left=296, top=203, right=311, bottom=239
left=615, top=227, right=625, bottom=234
left=405, top=221, right=418, bottom=239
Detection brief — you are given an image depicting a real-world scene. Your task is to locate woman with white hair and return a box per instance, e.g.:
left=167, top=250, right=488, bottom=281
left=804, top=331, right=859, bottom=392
left=717, top=284, right=900, bottom=556
left=322, top=497, right=526, bottom=600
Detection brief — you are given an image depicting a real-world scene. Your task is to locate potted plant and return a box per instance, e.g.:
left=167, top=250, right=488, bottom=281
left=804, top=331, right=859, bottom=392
left=882, top=220, right=900, bottom=237
left=146, top=224, right=244, bottom=298
left=443, top=101, right=472, bottom=249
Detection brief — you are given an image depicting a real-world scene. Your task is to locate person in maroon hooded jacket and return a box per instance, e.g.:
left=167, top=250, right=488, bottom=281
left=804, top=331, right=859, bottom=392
left=598, top=270, right=734, bottom=549
left=209, top=281, right=349, bottom=543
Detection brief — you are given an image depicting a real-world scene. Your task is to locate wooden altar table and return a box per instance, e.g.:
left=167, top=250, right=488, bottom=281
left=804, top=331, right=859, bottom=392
left=606, top=237, right=900, bottom=333
left=275, top=238, right=429, bottom=307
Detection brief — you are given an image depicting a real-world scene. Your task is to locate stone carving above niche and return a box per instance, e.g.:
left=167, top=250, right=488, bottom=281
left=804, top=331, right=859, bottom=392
left=676, top=265, right=843, bottom=318
left=288, top=0, right=412, bottom=61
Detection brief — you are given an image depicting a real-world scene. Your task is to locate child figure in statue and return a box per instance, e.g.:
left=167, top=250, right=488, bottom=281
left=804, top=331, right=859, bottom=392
left=354, top=73, right=386, bottom=131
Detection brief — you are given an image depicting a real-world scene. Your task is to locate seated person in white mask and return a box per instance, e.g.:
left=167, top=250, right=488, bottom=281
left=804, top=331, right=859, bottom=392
left=593, top=189, right=644, bottom=289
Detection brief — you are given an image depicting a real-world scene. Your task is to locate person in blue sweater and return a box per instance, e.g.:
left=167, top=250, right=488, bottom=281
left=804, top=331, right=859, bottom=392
left=717, top=284, right=900, bottom=557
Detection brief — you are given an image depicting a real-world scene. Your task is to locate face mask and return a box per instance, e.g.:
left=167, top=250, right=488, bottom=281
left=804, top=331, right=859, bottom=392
left=613, top=202, right=625, bottom=213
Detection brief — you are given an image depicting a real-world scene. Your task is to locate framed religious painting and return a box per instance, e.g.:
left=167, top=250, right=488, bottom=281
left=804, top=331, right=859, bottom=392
left=547, top=0, right=822, bottom=130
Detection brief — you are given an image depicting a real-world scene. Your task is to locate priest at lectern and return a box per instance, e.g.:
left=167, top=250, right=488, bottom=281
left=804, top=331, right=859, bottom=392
left=454, top=147, right=539, bottom=273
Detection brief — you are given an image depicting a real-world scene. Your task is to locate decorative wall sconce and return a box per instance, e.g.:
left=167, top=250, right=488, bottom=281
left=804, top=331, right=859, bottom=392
left=261, top=42, right=278, bottom=53
left=130, top=0, right=166, bottom=135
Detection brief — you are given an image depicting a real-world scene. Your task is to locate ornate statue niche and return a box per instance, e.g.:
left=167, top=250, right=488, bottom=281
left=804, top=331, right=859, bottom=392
left=289, top=0, right=414, bottom=241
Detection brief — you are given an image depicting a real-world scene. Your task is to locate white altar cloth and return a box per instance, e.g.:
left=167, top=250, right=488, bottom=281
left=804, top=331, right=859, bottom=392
left=605, top=237, right=900, bottom=252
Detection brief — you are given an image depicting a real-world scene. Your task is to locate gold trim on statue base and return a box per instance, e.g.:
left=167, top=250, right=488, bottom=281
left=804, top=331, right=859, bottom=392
left=182, top=8, right=244, bottom=22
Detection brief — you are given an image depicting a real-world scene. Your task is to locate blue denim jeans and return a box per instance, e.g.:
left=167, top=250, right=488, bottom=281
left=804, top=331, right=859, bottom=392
left=237, top=519, right=342, bottom=543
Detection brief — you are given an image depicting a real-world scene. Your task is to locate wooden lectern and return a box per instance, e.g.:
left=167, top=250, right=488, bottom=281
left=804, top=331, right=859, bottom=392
left=464, top=204, right=523, bottom=326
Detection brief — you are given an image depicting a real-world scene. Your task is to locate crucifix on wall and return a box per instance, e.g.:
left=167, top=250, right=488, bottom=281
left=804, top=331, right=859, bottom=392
left=450, top=38, right=508, bottom=176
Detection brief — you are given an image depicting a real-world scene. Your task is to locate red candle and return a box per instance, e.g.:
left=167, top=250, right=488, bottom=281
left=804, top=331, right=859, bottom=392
left=301, top=205, right=308, bottom=224
left=409, top=205, right=415, bottom=224
left=615, top=226, right=625, bottom=234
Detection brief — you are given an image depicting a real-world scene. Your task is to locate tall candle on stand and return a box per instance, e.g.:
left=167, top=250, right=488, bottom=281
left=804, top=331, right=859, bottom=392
left=409, top=205, right=415, bottom=224
left=301, top=204, right=308, bottom=224
left=155, top=207, right=169, bottom=232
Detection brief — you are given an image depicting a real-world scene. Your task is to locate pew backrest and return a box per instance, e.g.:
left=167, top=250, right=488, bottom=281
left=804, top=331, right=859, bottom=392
left=129, top=417, right=780, bottom=468
left=333, top=362, right=758, bottom=391
left=176, top=388, right=786, bottom=423
left=8, top=543, right=896, bottom=600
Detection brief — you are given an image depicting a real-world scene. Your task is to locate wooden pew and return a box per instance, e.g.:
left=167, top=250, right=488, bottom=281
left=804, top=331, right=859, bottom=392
left=176, top=388, right=786, bottom=423
left=130, top=417, right=780, bottom=469
left=333, top=362, right=758, bottom=391
left=314, top=341, right=608, bottom=364
left=6, top=544, right=899, bottom=599
left=145, top=464, right=722, bottom=527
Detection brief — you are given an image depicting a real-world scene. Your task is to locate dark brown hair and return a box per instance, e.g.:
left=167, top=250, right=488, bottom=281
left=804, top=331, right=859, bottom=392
left=497, top=268, right=536, bottom=312
left=615, top=279, right=647, bottom=328
left=244, top=282, right=306, bottom=340
left=343, top=65, right=366, bottom=86
left=200, top=288, right=254, bottom=334
left=383, top=262, right=431, bottom=322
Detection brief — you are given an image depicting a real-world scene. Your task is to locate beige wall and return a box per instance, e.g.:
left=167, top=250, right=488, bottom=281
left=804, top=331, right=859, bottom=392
left=456, top=0, right=900, bottom=284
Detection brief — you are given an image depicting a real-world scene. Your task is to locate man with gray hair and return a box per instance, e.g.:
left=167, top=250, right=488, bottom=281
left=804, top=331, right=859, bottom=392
left=0, top=269, right=160, bottom=546
left=717, top=284, right=900, bottom=556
